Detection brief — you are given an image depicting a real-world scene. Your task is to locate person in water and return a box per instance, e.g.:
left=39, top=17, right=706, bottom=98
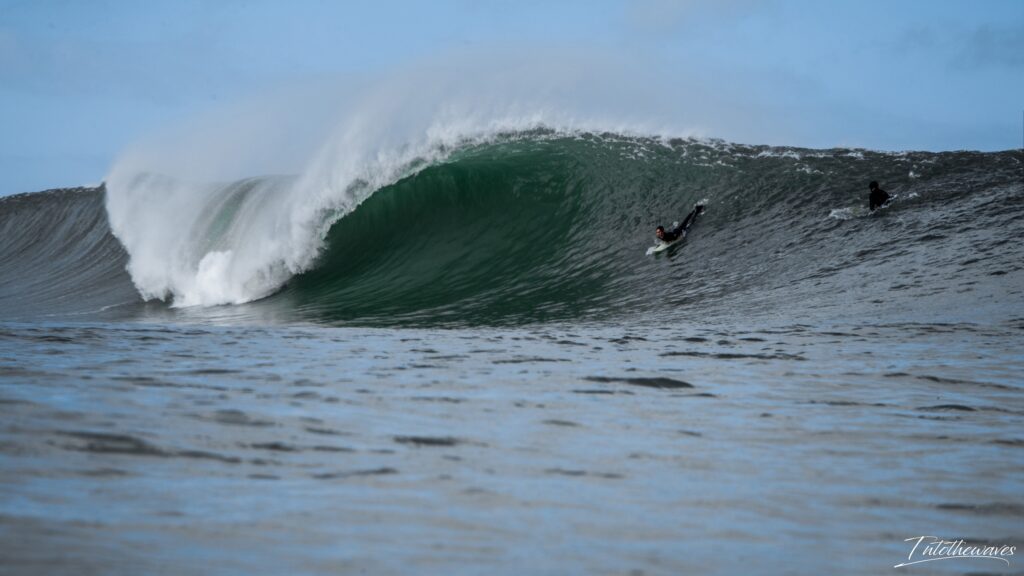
left=869, top=181, right=890, bottom=211
left=656, top=204, right=705, bottom=242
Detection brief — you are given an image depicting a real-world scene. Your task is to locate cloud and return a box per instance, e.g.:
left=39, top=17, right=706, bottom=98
left=958, top=22, right=1024, bottom=69
left=624, top=0, right=768, bottom=35
left=0, top=10, right=260, bottom=107
left=896, top=20, right=1024, bottom=70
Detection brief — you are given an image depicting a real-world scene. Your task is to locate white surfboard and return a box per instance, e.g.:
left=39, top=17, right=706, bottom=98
left=646, top=233, right=685, bottom=256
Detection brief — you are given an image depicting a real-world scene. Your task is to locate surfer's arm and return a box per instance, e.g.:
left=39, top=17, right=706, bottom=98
left=680, top=205, right=702, bottom=231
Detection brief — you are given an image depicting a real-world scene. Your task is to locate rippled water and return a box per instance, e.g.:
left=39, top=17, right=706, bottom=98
left=1, top=318, right=1021, bottom=574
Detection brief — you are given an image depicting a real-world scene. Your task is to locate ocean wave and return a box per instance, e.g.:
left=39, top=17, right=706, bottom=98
left=2, top=131, right=1022, bottom=326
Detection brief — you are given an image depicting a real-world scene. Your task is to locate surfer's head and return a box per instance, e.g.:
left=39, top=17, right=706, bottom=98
left=655, top=226, right=665, bottom=239
left=869, top=181, right=879, bottom=191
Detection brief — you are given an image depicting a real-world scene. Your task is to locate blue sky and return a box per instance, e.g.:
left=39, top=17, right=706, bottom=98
left=1, top=0, right=1022, bottom=195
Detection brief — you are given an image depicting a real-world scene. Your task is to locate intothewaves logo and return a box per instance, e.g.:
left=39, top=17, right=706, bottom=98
left=895, top=536, right=1016, bottom=569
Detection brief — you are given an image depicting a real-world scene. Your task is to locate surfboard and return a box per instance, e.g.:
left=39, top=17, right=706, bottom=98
left=646, top=206, right=704, bottom=256
left=646, top=235, right=684, bottom=256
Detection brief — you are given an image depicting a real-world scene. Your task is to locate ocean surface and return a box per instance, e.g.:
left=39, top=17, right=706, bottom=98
left=1, top=131, right=1022, bottom=575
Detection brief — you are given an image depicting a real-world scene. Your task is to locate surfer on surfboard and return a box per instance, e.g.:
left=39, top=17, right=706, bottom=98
left=656, top=204, right=705, bottom=243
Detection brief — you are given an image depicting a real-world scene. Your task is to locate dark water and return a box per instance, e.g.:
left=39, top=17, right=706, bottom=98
left=1, top=133, right=1022, bottom=574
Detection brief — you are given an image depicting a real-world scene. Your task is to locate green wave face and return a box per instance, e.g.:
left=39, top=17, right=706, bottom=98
left=279, top=136, right=633, bottom=325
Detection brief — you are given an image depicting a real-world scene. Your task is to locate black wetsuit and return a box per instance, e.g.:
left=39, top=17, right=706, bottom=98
left=661, top=205, right=704, bottom=242
left=869, top=187, right=890, bottom=211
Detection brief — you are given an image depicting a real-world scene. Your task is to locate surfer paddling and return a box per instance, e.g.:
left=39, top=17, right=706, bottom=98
left=868, top=180, right=890, bottom=211
left=656, top=204, right=705, bottom=243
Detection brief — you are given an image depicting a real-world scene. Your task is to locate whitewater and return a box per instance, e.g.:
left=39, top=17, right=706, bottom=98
left=1, top=78, right=1022, bottom=573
